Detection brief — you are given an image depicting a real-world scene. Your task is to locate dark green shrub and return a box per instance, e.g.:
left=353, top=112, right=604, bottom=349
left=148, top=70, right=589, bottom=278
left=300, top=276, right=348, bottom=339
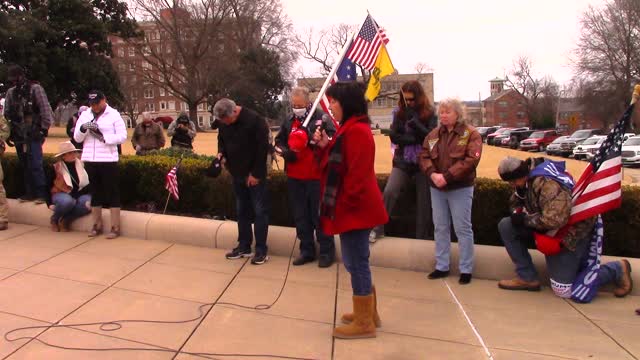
left=1, top=153, right=637, bottom=257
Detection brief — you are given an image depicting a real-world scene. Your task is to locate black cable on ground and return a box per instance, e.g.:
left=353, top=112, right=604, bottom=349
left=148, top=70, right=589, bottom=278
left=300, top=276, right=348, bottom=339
left=4, top=237, right=320, bottom=360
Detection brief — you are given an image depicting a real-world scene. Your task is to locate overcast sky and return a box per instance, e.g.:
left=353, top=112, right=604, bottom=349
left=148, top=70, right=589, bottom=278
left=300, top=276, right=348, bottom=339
left=282, top=0, right=606, bottom=101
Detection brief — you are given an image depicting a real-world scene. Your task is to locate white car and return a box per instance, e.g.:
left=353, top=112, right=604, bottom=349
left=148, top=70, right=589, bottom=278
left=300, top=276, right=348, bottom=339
left=622, top=136, right=640, bottom=166
left=572, top=136, right=606, bottom=160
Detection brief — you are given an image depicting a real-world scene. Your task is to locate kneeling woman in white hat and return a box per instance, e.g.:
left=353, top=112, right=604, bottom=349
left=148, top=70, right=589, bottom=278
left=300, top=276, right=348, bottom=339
left=48, top=141, right=91, bottom=232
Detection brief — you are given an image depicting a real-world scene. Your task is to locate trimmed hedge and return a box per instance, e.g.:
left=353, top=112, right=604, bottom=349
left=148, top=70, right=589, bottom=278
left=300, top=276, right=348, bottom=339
left=2, top=153, right=638, bottom=257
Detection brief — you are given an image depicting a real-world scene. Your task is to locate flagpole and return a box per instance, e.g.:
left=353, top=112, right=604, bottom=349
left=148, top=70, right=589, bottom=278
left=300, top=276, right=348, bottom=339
left=163, top=155, right=184, bottom=215
left=302, top=31, right=357, bottom=128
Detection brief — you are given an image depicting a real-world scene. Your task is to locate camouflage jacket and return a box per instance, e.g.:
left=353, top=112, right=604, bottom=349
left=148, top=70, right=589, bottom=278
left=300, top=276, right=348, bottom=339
left=510, top=175, right=595, bottom=251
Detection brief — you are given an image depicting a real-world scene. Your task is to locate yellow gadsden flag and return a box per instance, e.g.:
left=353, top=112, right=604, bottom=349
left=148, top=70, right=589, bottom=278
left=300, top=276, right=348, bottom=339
left=365, top=46, right=395, bottom=101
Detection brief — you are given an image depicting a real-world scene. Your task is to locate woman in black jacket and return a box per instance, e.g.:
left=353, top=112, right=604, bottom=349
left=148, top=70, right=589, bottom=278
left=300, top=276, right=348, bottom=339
left=371, top=81, right=438, bottom=242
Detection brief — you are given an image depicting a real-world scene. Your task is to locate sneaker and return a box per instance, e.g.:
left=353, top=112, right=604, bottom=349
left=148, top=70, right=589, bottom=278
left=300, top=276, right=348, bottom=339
left=459, top=273, right=472, bottom=285
left=251, top=253, right=269, bottom=265
left=318, top=254, right=335, bottom=268
left=427, top=269, right=450, bottom=279
left=292, top=255, right=315, bottom=266
left=225, top=247, right=252, bottom=260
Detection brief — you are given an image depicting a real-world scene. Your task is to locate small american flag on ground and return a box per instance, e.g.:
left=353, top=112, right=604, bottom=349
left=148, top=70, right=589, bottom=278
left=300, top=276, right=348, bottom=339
left=568, top=101, right=634, bottom=224
left=165, top=165, right=179, bottom=201
left=346, top=14, right=389, bottom=71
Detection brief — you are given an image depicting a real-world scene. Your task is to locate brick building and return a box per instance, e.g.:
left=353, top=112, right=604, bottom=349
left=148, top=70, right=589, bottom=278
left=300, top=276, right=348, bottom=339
left=109, top=9, right=257, bottom=129
left=297, top=72, right=434, bottom=129
left=482, top=77, right=528, bottom=127
left=555, top=98, right=605, bottom=134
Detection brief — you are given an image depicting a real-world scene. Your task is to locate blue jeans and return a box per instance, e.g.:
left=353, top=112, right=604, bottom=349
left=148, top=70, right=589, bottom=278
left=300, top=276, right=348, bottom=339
left=340, top=229, right=373, bottom=296
left=431, top=186, right=475, bottom=274
left=51, top=193, right=92, bottom=223
left=15, top=139, right=47, bottom=199
left=498, top=217, right=622, bottom=289
left=233, top=177, right=269, bottom=255
left=287, top=178, right=335, bottom=259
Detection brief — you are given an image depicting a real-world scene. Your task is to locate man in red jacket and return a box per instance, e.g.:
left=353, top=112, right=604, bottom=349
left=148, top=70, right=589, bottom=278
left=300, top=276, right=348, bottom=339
left=275, top=87, right=336, bottom=267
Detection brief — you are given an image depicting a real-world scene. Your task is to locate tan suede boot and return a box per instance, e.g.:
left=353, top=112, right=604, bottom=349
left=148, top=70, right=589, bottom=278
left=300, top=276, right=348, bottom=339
left=341, top=285, right=381, bottom=328
left=333, top=294, right=376, bottom=339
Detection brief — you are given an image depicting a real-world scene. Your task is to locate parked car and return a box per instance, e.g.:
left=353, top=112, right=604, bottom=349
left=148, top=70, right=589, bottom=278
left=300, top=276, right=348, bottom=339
left=519, top=130, right=560, bottom=152
left=546, top=136, right=570, bottom=156
left=622, top=136, right=640, bottom=166
left=486, top=127, right=511, bottom=145
left=478, top=126, right=501, bottom=142
left=506, top=129, right=535, bottom=149
left=572, top=135, right=606, bottom=160
left=557, top=129, right=603, bottom=157
left=495, top=127, right=529, bottom=147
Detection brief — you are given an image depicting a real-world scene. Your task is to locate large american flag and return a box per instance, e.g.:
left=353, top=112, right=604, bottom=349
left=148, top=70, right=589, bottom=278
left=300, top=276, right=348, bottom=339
left=346, top=15, right=389, bottom=70
left=568, top=103, right=633, bottom=224
left=165, top=165, right=179, bottom=201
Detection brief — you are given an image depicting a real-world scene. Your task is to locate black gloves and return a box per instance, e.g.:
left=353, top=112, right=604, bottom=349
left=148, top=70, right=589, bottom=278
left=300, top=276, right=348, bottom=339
left=510, top=212, right=526, bottom=227
left=282, top=149, right=297, bottom=163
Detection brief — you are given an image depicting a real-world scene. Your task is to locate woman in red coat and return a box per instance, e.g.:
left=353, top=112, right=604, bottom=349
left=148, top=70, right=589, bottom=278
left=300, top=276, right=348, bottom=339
left=313, top=82, right=388, bottom=339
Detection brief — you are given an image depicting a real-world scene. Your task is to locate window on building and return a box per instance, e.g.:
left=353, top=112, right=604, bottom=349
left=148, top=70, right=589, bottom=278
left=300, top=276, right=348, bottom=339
left=129, top=63, right=135, bottom=71
left=144, top=89, right=154, bottom=99
left=142, top=61, right=151, bottom=70
left=183, top=102, right=188, bottom=111
left=131, top=75, right=136, bottom=83
left=168, top=101, right=175, bottom=110
left=117, top=48, right=124, bottom=57
left=160, top=101, right=167, bottom=110
left=146, top=102, right=155, bottom=112
left=197, top=103, right=205, bottom=111
left=134, top=103, right=139, bottom=112
left=198, top=115, right=204, bottom=127
left=499, top=112, right=507, bottom=119
left=128, top=47, right=135, bottom=57
left=517, top=111, right=525, bottom=119
left=131, top=91, right=137, bottom=100
left=118, top=63, right=126, bottom=72
left=498, top=101, right=508, bottom=107
left=159, top=88, right=165, bottom=97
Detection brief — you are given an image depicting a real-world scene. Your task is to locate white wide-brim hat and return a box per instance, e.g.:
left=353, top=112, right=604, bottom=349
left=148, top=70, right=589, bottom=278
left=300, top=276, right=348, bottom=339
left=55, top=141, right=82, bottom=157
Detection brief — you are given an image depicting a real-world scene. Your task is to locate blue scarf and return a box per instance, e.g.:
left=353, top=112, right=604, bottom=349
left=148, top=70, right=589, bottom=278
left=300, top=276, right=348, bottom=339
left=530, top=160, right=603, bottom=303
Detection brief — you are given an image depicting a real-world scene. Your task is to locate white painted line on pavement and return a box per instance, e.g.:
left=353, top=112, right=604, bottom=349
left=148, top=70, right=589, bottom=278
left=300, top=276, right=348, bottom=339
left=444, top=280, right=494, bottom=360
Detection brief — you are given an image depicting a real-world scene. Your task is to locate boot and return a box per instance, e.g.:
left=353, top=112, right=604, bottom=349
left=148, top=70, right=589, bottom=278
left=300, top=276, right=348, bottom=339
left=498, top=277, right=541, bottom=291
left=614, top=260, right=633, bottom=298
left=333, top=294, right=376, bottom=339
left=341, top=285, right=381, bottom=328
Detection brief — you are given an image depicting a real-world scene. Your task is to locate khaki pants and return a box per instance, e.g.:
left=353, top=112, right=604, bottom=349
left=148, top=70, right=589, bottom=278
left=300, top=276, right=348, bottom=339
left=0, top=163, right=7, bottom=222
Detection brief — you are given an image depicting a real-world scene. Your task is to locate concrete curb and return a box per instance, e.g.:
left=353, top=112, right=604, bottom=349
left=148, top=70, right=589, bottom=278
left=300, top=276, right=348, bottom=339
left=7, top=199, right=639, bottom=296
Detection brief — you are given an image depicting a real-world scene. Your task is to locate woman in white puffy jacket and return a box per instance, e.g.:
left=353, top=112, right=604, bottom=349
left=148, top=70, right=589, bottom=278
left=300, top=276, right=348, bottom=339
left=73, top=90, right=127, bottom=238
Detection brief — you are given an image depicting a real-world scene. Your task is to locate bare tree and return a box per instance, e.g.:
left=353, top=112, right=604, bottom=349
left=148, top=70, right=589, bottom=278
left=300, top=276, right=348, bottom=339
left=505, top=56, right=559, bottom=128
left=572, top=0, right=640, bottom=128
left=126, top=0, right=295, bottom=129
left=119, top=73, right=144, bottom=127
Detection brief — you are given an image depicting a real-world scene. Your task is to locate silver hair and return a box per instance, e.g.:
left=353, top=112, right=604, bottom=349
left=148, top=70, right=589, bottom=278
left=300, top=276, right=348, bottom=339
left=290, top=87, right=310, bottom=102
left=141, top=111, right=152, bottom=121
left=213, top=98, right=236, bottom=119
left=437, top=98, right=467, bottom=124
left=498, top=156, right=524, bottom=176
